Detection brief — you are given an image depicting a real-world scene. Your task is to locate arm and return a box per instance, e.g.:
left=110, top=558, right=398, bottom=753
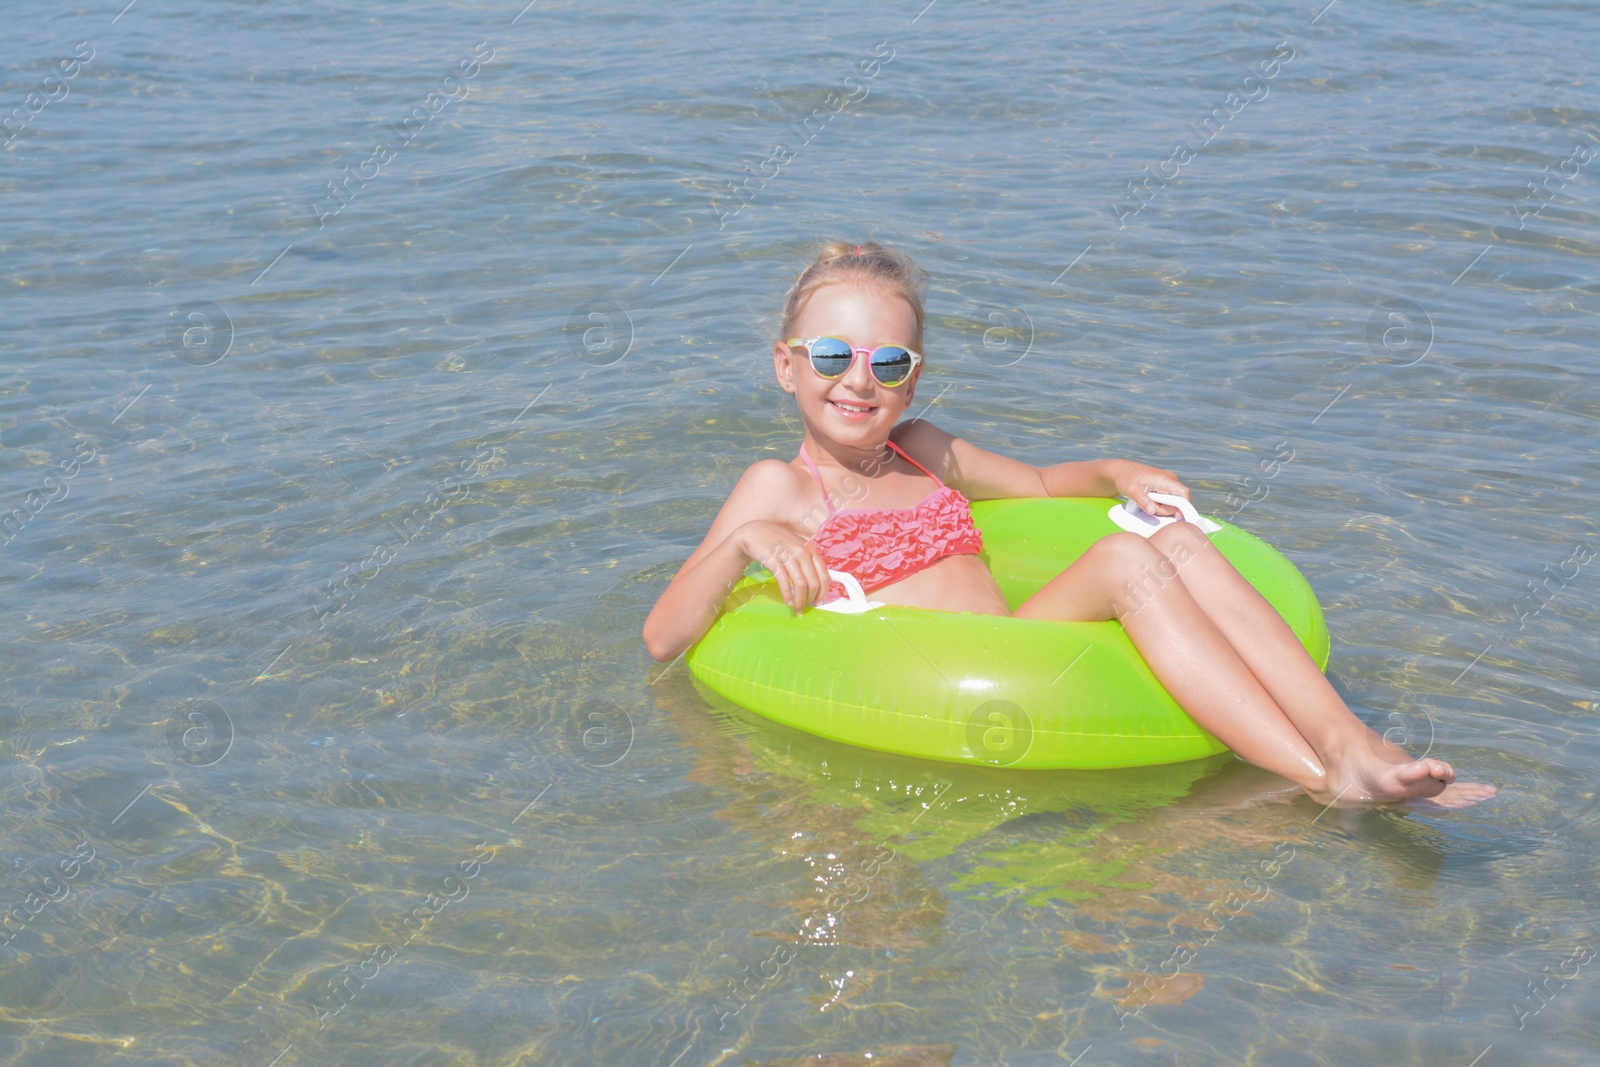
left=642, top=461, right=832, bottom=661
left=896, top=420, right=1190, bottom=515
left=1037, top=458, right=1189, bottom=515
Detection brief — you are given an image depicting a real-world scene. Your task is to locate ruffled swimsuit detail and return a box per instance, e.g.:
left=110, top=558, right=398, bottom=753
left=800, top=441, right=984, bottom=600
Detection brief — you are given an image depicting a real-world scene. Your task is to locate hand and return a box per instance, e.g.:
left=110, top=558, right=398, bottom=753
left=1111, top=459, right=1190, bottom=517
left=738, top=521, right=831, bottom=615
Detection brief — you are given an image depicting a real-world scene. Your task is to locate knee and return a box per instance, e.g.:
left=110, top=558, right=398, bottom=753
left=1150, top=521, right=1211, bottom=561
left=1090, top=533, right=1170, bottom=603
left=1091, top=531, right=1167, bottom=572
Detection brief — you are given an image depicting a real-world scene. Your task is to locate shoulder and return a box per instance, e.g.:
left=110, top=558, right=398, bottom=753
left=737, top=457, right=806, bottom=492
left=725, top=457, right=810, bottom=518
left=890, top=418, right=961, bottom=477
left=891, top=418, right=956, bottom=448
left=892, top=419, right=1038, bottom=498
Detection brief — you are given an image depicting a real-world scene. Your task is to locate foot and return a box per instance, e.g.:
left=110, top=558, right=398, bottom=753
left=1317, top=752, right=1496, bottom=809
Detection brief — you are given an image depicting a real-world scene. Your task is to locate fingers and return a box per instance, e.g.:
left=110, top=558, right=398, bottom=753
left=770, top=566, right=795, bottom=613
left=1151, top=484, right=1192, bottom=515
left=767, top=541, right=831, bottom=614
left=1148, top=466, right=1188, bottom=500
left=1131, top=487, right=1167, bottom=515
left=1131, top=482, right=1178, bottom=516
left=773, top=556, right=810, bottom=615
left=801, top=544, right=831, bottom=606
left=790, top=543, right=831, bottom=613
left=1128, top=465, right=1190, bottom=515
left=774, top=558, right=805, bottom=615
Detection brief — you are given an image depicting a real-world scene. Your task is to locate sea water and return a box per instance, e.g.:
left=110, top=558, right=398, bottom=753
left=2, top=1, right=1597, bottom=1063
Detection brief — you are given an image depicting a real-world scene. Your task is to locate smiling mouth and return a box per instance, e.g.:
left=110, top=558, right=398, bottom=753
left=829, top=400, right=876, bottom=416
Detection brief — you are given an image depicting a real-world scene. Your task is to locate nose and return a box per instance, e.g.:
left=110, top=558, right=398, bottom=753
left=839, top=348, right=876, bottom=392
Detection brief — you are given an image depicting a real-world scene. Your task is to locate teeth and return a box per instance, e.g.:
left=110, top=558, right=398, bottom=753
left=833, top=402, right=872, bottom=413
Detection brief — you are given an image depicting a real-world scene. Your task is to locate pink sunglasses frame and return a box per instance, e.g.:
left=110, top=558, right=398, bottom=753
left=785, top=336, right=923, bottom=387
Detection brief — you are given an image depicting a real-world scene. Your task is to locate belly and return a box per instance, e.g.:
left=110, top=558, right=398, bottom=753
left=868, top=553, right=1010, bottom=615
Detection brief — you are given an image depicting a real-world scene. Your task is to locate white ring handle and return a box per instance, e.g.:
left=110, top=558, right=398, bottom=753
left=1108, top=493, right=1222, bottom=537
left=814, top=570, right=884, bottom=614
left=1148, top=492, right=1220, bottom=532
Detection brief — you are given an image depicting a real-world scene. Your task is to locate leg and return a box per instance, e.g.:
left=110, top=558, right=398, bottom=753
left=1014, top=532, right=1331, bottom=791
left=1016, top=530, right=1494, bottom=807
left=1145, top=523, right=1363, bottom=754
left=1144, top=523, right=1492, bottom=808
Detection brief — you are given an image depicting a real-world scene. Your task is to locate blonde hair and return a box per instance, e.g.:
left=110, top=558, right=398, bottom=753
left=779, top=241, right=929, bottom=350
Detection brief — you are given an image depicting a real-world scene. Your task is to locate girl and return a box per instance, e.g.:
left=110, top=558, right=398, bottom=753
left=644, top=242, right=1493, bottom=809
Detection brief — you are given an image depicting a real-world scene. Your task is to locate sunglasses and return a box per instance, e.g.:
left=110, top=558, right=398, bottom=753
left=788, top=336, right=923, bottom=387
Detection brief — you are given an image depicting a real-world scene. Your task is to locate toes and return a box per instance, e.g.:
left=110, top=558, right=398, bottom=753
left=1394, top=759, right=1449, bottom=788
left=1408, top=758, right=1455, bottom=785
left=1406, top=781, right=1496, bottom=811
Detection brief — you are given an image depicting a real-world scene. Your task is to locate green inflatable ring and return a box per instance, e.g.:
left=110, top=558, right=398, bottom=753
left=685, top=497, right=1329, bottom=770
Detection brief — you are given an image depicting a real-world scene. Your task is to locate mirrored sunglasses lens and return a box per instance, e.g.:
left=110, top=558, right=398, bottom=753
left=807, top=338, right=854, bottom=377
left=870, top=347, right=913, bottom=384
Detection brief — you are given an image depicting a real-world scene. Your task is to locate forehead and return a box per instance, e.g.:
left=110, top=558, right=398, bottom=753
left=792, top=280, right=917, bottom=335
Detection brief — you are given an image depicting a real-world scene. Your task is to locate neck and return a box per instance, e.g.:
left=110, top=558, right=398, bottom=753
left=802, top=432, right=897, bottom=478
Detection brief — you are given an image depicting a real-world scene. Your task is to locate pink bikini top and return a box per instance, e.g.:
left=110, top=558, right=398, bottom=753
left=799, top=440, right=984, bottom=597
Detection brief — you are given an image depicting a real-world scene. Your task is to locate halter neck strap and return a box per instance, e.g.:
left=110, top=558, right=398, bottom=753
left=796, top=444, right=836, bottom=517
left=797, top=439, right=944, bottom=517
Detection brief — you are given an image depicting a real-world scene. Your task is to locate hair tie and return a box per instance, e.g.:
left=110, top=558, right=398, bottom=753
left=855, top=245, right=862, bottom=255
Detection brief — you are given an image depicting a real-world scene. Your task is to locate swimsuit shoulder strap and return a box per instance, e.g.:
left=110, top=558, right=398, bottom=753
left=886, top=439, right=945, bottom=488
left=797, top=444, right=838, bottom=516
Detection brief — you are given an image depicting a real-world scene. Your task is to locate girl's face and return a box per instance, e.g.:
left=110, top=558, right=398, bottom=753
left=773, top=281, right=921, bottom=447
